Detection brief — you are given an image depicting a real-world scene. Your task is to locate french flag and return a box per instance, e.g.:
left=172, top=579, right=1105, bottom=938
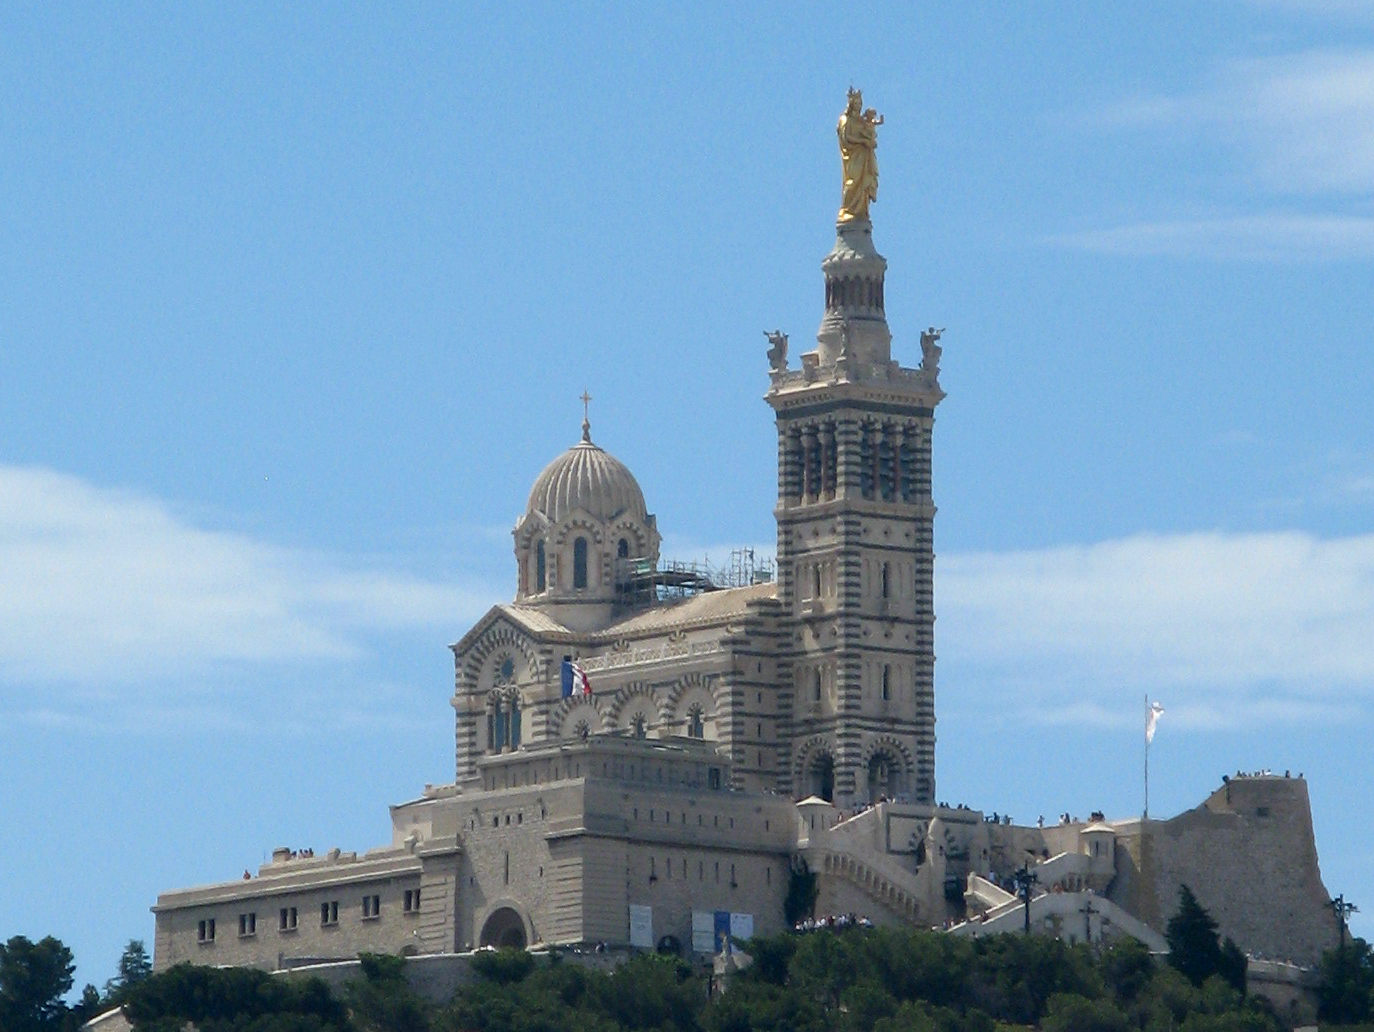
left=561, top=659, right=592, bottom=699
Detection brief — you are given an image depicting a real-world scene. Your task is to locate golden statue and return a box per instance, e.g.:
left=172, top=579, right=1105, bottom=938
left=837, top=87, right=883, bottom=223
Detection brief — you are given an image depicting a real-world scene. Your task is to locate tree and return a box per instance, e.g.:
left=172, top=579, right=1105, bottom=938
left=1041, top=992, right=1130, bottom=1032
left=65, top=984, right=105, bottom=1031
left=1167, top=886, right=1224, bottom=987
left=1316, top=936, right=1374, bottom=1025
left=0, top=935, right=75, bottom=1032
left=122, top=963, right=351, bottom=1031
left=103, top=939, right=153, bottom=1003
left=345, top=953, right=431, bottom=1032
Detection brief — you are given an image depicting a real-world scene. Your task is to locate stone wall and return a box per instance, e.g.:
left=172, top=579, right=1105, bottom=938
left=1112, top=776, right=1334, bottom=965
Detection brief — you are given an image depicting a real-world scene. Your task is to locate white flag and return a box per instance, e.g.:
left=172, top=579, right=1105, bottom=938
left=1146, top=701, right=1165, bottom=743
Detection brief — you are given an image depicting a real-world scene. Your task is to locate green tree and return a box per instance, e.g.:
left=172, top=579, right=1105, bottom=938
left=0, top=935, right=75, bottom=1032
left=1166, top=886, right=1224, bottom=987
left=122, top=963, right=351, bottom=1032
left=345, top=953, right=431, bottom=1032
left=103, top=939, right=153, bottom=1003
left=1317, top=936, right=1374, bottom=1025
left=468, top=945, right=536, bottom=984
left=1100, top=936, right=1156, bottom=1003
left=1041, top=992, right=1130, bottom=1032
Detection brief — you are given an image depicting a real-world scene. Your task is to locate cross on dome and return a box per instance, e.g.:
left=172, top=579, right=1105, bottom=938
left=580, top=389, right=592, bottom=442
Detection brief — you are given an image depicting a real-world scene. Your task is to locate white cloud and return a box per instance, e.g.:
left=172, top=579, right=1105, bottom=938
left=6, top=467, right=1369, bottom=738
left=940, top=531, right=1374, bottom=729
left=1067, top=49, right=1374, bottom=258
left=1053, top=213, right=1374, bottom=259
left=1231, top=50, right=1374, bottom=193
left=0, top=465, right=492, bottom=687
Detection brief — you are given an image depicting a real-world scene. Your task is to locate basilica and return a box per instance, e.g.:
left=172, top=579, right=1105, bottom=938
left=152, top=96, right=1335, bottom=974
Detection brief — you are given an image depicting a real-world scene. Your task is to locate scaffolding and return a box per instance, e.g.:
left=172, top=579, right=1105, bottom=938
left=614, top=548, right=775, bottom=607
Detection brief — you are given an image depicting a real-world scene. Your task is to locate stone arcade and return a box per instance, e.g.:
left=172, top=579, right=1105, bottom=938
left=153, top=97, right=1335, bottom=974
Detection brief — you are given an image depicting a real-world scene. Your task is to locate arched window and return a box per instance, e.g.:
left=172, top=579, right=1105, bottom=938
left=881, top=562, right=890, bottom=599
left=509, top=699, right=521, bottom=748
left=573, top=537, right=588, bottom=589
left=535, top=541, right=546, bottom=591
left=811, top=753, right=835, bottom=803
left=492, top=703, right=507, bottom=753
left=881, top=665, right=891, bottom=701
left=686, top=704, right=705, bottom=739
left=617, top=538, right=629, bottom=558
left=812, top=565, right=822, bottom=599
left=813, top=669, right=823, bottom=702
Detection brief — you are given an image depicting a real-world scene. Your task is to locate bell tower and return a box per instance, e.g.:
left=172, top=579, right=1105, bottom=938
left=766, top=92, right=944, bottom=806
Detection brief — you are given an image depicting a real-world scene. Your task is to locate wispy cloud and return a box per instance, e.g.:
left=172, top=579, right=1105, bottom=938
left=1053, top=213, right=1374, bottom=260
left=1097, top=49, right=1374, bottom=194
left=6, top=468, right=1370, bottom=738
left=1230, top=50, right=1374, bottom=194
left=1067, top=48, right=1374, bottom=258
left=0, top=466, right=493, bottom=688
left=940, top=531, right=1374, bottom=729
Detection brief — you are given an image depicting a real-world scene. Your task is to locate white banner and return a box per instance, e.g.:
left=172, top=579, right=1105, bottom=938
left=629, top=904, right=654, bottom=949
left=729, top=912, right=754, bottom=941
left=691, top=911, right=715, bottom=954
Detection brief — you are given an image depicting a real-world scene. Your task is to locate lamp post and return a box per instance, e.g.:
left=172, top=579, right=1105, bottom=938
left=1014, top=865, right=1039, bottom=935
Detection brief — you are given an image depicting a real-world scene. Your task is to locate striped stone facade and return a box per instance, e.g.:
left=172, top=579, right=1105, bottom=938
left=768, top=215, right=944, bottom=807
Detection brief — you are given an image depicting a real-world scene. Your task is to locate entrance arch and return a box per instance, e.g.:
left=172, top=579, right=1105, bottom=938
left=867, top=750, right=900, bottom=802
left=809, top=752, right=835, bottom=802
left=479, top=907, right=527, bottom=949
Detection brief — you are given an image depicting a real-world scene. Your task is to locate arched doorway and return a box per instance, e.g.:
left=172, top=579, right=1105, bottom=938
left=479, top=907, right=527, bottom=949
left=867, top=750, right=899, bottom=802
left=809, top=752, right=835, bottom=802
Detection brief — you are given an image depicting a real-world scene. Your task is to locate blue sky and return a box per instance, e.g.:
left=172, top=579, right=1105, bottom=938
left=2, top=2, right=1372, bottom=991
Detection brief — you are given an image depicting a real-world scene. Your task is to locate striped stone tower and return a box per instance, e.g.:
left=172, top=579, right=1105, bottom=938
left=766, top=210, right=945, bottom=807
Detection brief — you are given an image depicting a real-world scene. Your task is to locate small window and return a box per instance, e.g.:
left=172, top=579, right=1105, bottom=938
left=279, top=907, right=298, bottom=931
left=881, top=561, right=891, bottom=599
left=814, top=670, right=822, bottom=702
left=535, top=540, right=546, bottom=591
left=197, top=918, right=215, bottom=943
left=238, top=912, right=256, bottom=937
left=321, top=901, right=338, bottom=926
left=404, top=889, right=421, bottom=913
left=617, top=538, right=629, bottom=558
left=573, top=537, right=589, bottom=589
left=362, top=894, right=381, bottom=920
left=882, top=665, right=891, bottom=701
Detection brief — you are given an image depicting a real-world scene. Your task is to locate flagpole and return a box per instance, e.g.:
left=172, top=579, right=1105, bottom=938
left=1143, top=693, right=1150, bottom=820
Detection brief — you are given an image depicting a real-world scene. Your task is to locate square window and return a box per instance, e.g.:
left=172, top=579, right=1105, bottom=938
left=238, top=912, right=256, bottom=937
left=197, top=918, right=215, bottom=943
left=404, top=889, right=421, bottom=913
left=321, top=901, right=338, bottom=926
left=363, top=894, right=381, bottom=919
left=279, top=906, right=298, bottom=931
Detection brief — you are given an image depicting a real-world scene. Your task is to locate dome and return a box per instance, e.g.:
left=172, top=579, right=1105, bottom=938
left=525, top=424, right=649, bottom=524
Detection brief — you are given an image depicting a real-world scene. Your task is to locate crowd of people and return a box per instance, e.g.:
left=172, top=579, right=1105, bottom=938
left=792, top=913, right=875, bottom=933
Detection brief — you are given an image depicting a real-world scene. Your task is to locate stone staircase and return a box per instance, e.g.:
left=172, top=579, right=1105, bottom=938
left=796, top=800, right=932, bottom=924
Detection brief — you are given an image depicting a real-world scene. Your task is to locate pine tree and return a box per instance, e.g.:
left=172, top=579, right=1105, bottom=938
left=102, top=939, right=152, bottom=1003
left=1166, top=885, right=1224, bottom=987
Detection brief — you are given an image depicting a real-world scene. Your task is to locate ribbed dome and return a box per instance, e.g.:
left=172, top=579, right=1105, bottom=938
left=525, top=429, right=649, bottom=524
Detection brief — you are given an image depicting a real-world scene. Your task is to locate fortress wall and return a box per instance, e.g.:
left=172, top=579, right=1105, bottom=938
left=1112, top=777, right=1333, bottom=965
